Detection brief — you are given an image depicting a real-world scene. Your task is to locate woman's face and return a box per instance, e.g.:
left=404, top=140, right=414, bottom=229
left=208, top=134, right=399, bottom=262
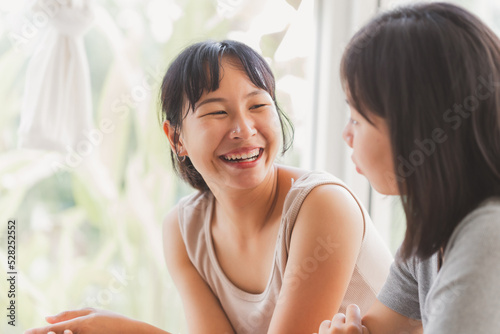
left=342, top=104, right=399, bottom=195
left=173, top=59, right=281, bottom=191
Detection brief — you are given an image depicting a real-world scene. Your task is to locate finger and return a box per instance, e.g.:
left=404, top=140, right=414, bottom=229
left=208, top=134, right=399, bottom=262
left=25, top=318, right=83, bottom=334
left=318, top=320, right=332, bottom=334
left=345, top=304, right=362, bottom=325
left=45, top=308, right=95, bottom=324
left=362, top=325, right=370, bottom=334
left=64, top=330, right=73, bottom=334
left=331, top=312, right=346, bottom=324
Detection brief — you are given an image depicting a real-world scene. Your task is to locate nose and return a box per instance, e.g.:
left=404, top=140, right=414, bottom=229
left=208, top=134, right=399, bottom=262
left=342, top=122, right=353, bottom=148
left=230, top=114, right=257, bottom=139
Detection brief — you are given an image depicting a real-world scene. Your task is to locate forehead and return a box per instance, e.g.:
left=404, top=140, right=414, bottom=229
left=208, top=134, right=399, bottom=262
left=216, top=59, right=253, bottom=85
left=198, top=57, right=270, bottom=99
left=179, top=51, right=275, bottom=118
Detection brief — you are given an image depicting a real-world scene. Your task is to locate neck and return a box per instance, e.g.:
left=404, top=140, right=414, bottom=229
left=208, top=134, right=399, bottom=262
left=211, top=165, right=281, bottom=238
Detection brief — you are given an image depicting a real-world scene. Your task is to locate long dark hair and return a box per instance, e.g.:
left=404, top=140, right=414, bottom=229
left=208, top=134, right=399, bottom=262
left=159, top=40, right=294, bottom=191
left=341, top=2, right=500, bottom=260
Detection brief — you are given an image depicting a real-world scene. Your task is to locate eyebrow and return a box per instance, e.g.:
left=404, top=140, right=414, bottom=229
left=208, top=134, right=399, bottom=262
left=195, top=97, right=227, bottom=111
left=246, top=90, right=266, bottom=98
left=194, top=90, right=267, bottom=111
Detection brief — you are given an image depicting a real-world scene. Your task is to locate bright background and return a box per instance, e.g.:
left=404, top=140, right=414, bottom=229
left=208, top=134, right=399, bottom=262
left=0, top=0, right=499, bottom=333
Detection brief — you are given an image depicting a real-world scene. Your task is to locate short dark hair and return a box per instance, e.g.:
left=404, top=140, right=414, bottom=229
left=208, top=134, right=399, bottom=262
left=341, top=2, right=500, bottom=260
left=159, top=40, right=294, bottom=191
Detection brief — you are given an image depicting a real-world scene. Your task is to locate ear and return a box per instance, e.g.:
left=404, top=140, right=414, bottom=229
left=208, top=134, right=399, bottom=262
left=163, top=121, right=187, bottom=156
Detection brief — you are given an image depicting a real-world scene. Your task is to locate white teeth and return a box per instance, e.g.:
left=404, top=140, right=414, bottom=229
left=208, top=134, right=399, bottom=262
left=223, top=148, right=260, bottom=161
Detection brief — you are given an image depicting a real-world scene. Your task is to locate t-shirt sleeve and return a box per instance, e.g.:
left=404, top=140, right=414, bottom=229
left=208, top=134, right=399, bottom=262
left=424, top=203, right=500, bottom=333
left=377, top=252, right=422, bottom=320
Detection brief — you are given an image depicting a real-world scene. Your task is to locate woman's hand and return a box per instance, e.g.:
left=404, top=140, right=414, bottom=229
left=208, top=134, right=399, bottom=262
left=24, top=308, right=142, bottom=334
left=316, top=304, right=370, bottom=334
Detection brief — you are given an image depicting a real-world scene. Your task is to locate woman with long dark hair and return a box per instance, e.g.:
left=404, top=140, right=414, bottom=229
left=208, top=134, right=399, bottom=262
left=318, top=3, right=500, bottom=333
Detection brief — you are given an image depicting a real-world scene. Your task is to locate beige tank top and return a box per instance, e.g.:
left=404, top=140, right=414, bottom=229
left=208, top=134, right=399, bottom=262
left=177, top=171, right=393, bottom=334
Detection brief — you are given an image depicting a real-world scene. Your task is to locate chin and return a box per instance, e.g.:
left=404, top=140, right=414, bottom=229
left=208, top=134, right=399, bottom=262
left=215, top=169, right=259, bottom=187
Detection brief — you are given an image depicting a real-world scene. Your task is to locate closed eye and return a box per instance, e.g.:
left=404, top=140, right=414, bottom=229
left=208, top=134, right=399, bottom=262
left=250, top=104, right=267, bottom=110
left=206, top=111, right=227, bottom=116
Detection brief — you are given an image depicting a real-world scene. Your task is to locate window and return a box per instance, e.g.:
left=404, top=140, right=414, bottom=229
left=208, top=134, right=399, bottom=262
left=1, top=0, right=498, bottom=331
left=0, top=0, right=315, bottom=331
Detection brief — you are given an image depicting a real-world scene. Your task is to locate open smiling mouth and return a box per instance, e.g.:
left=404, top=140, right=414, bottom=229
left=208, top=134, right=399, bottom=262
left=220, top=148, right=263, bottom=163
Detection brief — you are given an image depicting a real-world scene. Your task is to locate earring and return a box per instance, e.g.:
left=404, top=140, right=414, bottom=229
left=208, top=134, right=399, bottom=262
left=175, top=151, right=187, bottom=163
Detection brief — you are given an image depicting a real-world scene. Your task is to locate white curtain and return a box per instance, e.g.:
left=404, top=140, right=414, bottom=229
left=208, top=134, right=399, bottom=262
left=312, top=0, right=394, bottom=242
left=312, top=0, right=378, bottom=200
left=18, top=0, right=95, bottom=152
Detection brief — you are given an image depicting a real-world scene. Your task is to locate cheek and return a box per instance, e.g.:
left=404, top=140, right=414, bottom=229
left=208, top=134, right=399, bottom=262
left=368, top=140, right=388, bottom=166
left=256, top=110, right=280, bottom=135
left=354, top=132, right=386, bottom=170
left=182, top=123, right=219, bottom=157
left=369, top=139, right=396, bottom=187
left=268, top=112, right=283, bottom=139
left=375, top=134, right=394, bottom=170
left=271, top=111, right=281, bottom=128
left=267, top=121, right=282, bottom=150
left=351, top=130, right=365, bottom=155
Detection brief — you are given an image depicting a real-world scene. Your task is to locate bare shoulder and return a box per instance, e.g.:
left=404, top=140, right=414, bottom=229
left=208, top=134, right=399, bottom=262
left=295, top=183, right=365, bottom=244
left=306, top=182, right=359, bottom=201
left=302, top=183, right=364, bottom=222
left=162, top=204, right=181, bottom=246
left=162, top=204, right=190, bottom=270
left=163, top=204, right=180, bottom=237
left=276, top=165, right=365, bottom=235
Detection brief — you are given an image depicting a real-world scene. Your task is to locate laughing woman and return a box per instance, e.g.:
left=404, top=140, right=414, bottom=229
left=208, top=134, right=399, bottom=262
left=317, top=3, right=500, bottom=334
left=26, top=40, right=392, bottom=334
left=157, top=40, right=392, bottom=334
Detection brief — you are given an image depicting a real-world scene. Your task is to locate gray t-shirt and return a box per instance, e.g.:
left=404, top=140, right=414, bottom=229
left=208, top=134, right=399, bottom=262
left=378, top=197, right=500, bottom=333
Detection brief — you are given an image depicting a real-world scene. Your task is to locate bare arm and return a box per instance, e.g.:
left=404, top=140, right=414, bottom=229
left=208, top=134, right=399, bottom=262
left=362, top=299, right=422, bottom=334
left=24, top=308, right=171, bottom=334
left=266, top=185, right=365, bottom=333
left=24, top=204, right=235, bottom=334
left=162, top=206, right=235, bottom=334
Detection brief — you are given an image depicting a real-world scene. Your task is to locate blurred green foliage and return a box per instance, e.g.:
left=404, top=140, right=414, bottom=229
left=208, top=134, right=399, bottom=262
left=0, top=0, right=309, bottom=333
